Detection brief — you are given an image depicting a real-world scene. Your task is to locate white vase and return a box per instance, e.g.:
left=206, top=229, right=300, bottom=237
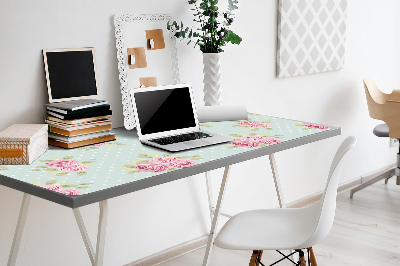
left=202, top=53, right=222, bottom=106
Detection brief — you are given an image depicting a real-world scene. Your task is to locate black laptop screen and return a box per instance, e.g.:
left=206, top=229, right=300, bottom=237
left=134, top=87, right=196, bottom=135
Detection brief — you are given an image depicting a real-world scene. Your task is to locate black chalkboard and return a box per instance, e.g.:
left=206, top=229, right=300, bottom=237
left=44, top=49, right=98, bottom=101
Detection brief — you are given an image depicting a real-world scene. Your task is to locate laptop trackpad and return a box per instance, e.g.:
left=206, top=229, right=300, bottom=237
left=184, top=140, right=212, bottom=146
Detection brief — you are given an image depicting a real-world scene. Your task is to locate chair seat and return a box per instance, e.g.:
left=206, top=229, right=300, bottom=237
left=214, top=203, right=320, bottom=251
left=373, top=123, right=389, bottom=137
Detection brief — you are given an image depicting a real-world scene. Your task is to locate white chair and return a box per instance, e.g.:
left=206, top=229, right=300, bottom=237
left=214, top=136, right=357, bottom=266
left=350, top=78, right=400, bottom=198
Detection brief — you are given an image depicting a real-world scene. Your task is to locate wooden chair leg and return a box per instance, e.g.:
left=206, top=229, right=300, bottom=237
left=249, top=250, right=263, bottom=266
left=308, top=247, right=318, bottom=266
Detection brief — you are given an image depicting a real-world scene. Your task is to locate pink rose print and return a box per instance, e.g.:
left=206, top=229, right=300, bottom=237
left=259, top=138, right=282, bottom=145
left=41, top=185, right=61, bottom=191
left=136, top=162, right=169, bottom=172
left=59, top=189, right=80, bottom=195
left=237, top=120, right=260, bottom=126
left=314, top=125, right=328, bottom=129
left=238, top=121, right=271, bottom=129
left=41, top=185, right=80, bottom=195
left=60, top=165, right=89, bottom=172
left=232, top=140, right=260, bottom=148
left=151, top=157, right=178, bottom=164
left=242, top=136, right=264, bottom=141
left=251, top=124, right=271, bottom=129
left=45, top=160, right=79, bottom=168
left=304, top=123, right=328, bottom=129
left=169, top=160, right=197, bottom=168
left=92, top=142, right=107, bottom=146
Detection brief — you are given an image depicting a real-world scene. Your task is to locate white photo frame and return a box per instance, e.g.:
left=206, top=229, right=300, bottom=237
left=114, top=13, right=180, bottom=130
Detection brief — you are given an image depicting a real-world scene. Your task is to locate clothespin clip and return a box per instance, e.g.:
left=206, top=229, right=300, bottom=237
left=149, top=39, right=155, bottom=49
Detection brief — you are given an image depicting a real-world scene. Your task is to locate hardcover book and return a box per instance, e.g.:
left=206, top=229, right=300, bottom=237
left=46, top=104, right=110, bottom=115
left=49, top=124, right=112, bottom=137
left=47, top=109, right=112, bottom=120
left=49, top=130, right=113, bottom=143
left=44, top=99, right=108, bottom=111
left=46, top=115, right=112, bottom=125
left=48, top=134, right=116, bottom=149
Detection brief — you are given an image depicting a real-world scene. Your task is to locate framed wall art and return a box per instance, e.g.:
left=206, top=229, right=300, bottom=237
left=276, top=0, right=347, bottom=78
left=114, top=13, right=180, bottom=129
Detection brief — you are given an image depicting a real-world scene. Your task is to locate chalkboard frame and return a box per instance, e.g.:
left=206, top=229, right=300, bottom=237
left=43, top=47, right=100, bottom=103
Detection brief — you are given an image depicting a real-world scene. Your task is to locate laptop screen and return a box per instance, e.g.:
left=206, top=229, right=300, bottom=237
left=134, top=86, right=196, bottom=135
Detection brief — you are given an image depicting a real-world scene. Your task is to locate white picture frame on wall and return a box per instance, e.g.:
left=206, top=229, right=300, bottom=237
left=114, top=13, right=180, bottom=130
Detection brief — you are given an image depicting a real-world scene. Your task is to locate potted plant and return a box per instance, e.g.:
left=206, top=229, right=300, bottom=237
left=167, top=0, right=242, bottom=106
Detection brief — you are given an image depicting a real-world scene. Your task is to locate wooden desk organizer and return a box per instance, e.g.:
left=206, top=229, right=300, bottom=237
left=0, top=124, right=48, bottom=165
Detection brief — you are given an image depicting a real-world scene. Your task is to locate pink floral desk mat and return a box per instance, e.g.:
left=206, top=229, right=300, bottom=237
left=0, top=113, right=331, bottom=196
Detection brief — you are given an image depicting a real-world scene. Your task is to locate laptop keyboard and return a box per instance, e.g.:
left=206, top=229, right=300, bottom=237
left=149, top=132, right=212, bottom=145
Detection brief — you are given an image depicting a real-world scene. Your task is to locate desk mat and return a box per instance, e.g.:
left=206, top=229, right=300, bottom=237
left=0, top=114, right=331, bottom=195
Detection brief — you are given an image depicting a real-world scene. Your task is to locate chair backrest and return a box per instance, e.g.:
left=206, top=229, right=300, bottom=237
left=302, top=136, right=356, bottom=248
left=363, top=78, right=400, bottom=138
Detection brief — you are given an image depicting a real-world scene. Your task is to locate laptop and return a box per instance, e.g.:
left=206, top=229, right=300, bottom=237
left=130, top=84, right=232, bottom=152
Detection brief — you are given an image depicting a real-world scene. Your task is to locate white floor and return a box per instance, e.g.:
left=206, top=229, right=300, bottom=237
left=159, top=178, right=400, bottom=266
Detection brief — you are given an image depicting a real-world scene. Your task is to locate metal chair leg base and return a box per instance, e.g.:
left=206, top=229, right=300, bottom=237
left=350, top=168, right=396, bottom=198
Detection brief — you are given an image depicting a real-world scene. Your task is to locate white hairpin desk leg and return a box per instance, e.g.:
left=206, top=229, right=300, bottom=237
left=202, top=166, right=231, bottom=266
left=8, top=193, right=31, bottom=266
left=74, top=200, right=108, bottom=266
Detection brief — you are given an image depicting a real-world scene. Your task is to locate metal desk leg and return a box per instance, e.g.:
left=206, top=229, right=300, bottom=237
left=74, top=200, right=108, bottom=266
left=202, top=166, right=231, bottom=266
left=205, top=171, right=214, bottom=222
left=95, top=200, right=108, bottom=266
left=269, top=153, right=286, bottom=208
left=8, top=193, right=31, bottom=266
left=73, top=208, right=95, bottom=265
left=269, top=154, right=293, bottom=261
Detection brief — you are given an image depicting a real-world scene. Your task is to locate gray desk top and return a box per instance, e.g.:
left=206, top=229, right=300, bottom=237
left=0, top=113, right=340, bottom=208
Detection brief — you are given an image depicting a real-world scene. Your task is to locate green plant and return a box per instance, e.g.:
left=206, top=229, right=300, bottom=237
left=167, top=0, right=242, bottom=53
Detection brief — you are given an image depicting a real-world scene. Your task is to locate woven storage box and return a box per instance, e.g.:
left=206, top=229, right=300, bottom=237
left=0, top=124, right=48, bottom=165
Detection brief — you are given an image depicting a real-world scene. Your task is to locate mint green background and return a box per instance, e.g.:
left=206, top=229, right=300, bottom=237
left=0, top=114, right=331, bottom=195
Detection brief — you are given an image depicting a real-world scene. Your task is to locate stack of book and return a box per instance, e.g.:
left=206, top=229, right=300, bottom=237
left=45, top=99, right=116, bottom=148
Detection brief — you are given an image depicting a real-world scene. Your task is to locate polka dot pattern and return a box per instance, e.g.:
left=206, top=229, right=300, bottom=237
left=0, top=114, right=333, bottom=195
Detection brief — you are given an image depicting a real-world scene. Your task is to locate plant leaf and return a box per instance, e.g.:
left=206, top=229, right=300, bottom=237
left=76, top=171, right=87, bottom=176
left=61, top=184, right=76, bottom=188
left=76, top=186, right=91, bottom=189
left=45, top=180, right=57, bottom=185
left=128, top=170, right=141, bottom=174
left=55, top=172, right=68, bottom=176
left=227, top=30, right=242, bottom=44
